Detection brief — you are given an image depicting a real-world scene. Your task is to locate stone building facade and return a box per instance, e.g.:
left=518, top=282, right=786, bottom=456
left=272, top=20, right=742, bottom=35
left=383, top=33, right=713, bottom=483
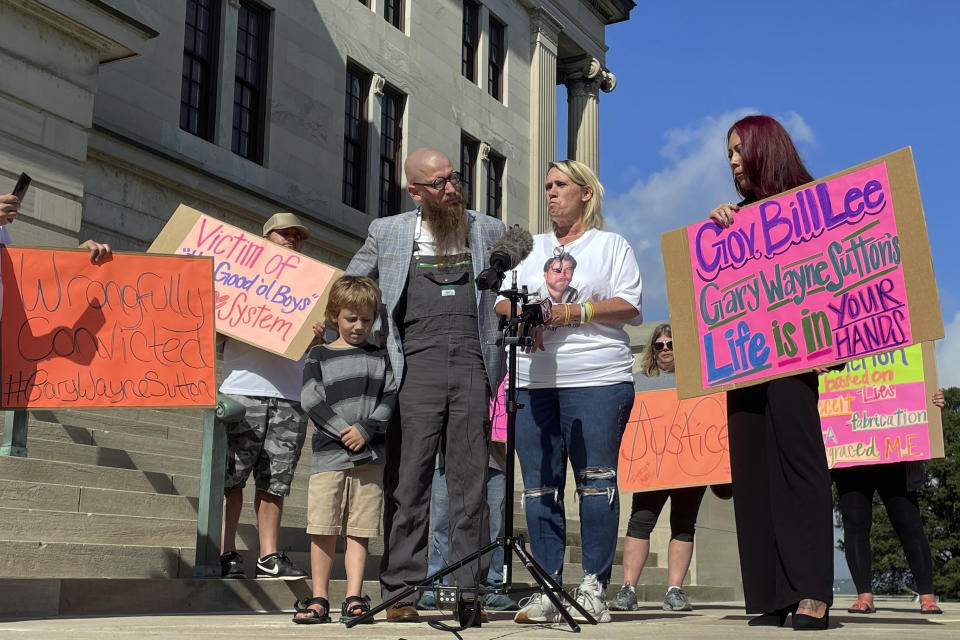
left=1, top=0, right=634, bottom=266
left=0, top=0, right=742, bottom=599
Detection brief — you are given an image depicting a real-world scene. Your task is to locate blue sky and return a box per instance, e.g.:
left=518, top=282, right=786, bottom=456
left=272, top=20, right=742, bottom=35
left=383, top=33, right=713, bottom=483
left=586, top=0, right=960, bottom=388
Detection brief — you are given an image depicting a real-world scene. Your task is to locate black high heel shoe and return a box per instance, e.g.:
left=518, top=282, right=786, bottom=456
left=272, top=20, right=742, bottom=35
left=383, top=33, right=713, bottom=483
left=747, top=603, right=798, bottom=627
left=793, top=607, right=829, bottom=630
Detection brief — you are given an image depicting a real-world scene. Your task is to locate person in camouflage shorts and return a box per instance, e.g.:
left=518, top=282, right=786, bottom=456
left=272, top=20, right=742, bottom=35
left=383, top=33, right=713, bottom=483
left=218, top=213, right=315, bottom=580
left=223, top=395, right=308, bottom=497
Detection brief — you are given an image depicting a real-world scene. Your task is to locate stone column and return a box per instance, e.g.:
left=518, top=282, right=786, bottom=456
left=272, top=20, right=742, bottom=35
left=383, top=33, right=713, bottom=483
left=0, top=0, right=153, bottom=246
left=527, top=8, right=561, bottom=233
left=217, top=0, right=242, bottom=148
left=366, top=73, right=386, bottom=216
left=564, top=58, right=616, bottom=173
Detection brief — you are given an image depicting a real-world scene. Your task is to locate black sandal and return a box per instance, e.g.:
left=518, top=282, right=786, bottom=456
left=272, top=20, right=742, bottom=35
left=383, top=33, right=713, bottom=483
left=340, top=595, right=373, bottom=624
left=292, top=597, right=331, bottom=624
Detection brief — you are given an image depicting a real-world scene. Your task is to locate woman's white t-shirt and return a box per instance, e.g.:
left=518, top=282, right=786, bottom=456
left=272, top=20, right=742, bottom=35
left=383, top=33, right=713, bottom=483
left=503, top=228, right=642, bottom=389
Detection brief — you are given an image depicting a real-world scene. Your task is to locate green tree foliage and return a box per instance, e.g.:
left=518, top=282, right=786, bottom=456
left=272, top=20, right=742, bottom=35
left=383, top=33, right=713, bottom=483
left=919, top=386, right=960, bottom=599
left=835, top=387, right=960, bottom=598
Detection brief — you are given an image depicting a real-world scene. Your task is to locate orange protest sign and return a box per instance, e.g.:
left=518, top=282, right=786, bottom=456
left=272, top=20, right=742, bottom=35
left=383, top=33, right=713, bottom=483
left=149, top=205, right=341, bottom=360
left=0, top=247, right=216, bottom=409
left=618, top=389, right=730, bottom=492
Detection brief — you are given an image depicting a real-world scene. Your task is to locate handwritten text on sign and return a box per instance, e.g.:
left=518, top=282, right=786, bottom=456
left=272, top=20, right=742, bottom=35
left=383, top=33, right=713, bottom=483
left=0, top=248, right=216, bottom=408
left=687, top=163, right=910, bottom=388
left=150, top=207, right=339, bottom=358
left=185, top=215, right=333, bottom=355
left=618, top=389, right=729, bottom=492
left=818, top=344, right=930, bottom=468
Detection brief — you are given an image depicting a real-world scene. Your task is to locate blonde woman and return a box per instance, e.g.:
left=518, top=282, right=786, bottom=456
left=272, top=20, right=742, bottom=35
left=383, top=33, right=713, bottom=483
left=496, top=160, right=642, bottom=623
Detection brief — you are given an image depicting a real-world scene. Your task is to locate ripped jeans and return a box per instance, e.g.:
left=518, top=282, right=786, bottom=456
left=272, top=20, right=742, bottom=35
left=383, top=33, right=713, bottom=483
left=515, top=382, right=634, bottom=587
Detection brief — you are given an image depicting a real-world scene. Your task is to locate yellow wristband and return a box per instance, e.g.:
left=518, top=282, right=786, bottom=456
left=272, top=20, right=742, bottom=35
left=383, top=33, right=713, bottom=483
left=564, top=304, right=571, bottom=326
left=583, top=302, right=593, bottom=324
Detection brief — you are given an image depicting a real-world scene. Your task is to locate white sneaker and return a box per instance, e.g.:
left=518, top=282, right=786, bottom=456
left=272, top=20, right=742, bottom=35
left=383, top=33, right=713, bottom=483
left=571, top=574, right=611, bottom=623
left=514, top=592, right=561, bottom=624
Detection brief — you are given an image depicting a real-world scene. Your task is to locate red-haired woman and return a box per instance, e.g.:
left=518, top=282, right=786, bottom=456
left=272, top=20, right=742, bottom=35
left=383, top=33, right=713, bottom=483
left=709, top=115, right=833, bottom=631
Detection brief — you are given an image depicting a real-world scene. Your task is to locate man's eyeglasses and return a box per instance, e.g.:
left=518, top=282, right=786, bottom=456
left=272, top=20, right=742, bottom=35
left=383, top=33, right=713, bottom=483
left=413, top=171, right=463, bottom=191
left=654, top=340, right=673, bottom=352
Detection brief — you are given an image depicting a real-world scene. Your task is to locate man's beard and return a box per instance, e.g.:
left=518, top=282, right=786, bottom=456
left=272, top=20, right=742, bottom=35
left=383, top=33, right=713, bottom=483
left=422, top=198, right=468, bottom=256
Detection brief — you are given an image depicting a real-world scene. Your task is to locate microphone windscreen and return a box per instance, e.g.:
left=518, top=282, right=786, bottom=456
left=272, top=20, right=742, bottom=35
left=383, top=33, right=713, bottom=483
left=489, top=225, right=534, bottom=270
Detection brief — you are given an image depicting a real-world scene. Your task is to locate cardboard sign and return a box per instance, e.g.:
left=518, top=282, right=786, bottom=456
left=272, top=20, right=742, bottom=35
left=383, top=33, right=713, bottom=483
left=663, top=148, right=943, bottom=398
left=149, top=205, right=341, bottom=360
left=819, top=342, right=943, bottom=468
left=618, top=389, right=729, bottom=492
left=0, top=248, right=216, bottom=408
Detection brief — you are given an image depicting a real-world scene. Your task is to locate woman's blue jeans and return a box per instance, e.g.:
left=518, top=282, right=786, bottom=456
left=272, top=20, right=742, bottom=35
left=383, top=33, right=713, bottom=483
left=515, top=382, right=634, bottom=587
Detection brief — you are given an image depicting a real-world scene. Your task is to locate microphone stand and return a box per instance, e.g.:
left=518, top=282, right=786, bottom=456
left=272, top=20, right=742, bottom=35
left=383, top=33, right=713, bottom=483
left=345, top=272, right=595, bottom=631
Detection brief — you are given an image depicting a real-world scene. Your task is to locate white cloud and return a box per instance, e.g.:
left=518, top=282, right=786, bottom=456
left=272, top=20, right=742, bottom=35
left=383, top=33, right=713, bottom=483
left=935, top=311, right=960, bottom=388
left=605, top=109, right=815, bottom=323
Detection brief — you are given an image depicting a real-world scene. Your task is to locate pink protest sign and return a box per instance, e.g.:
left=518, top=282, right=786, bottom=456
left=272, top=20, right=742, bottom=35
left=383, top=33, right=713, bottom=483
left=490, top=377, right=507, bottom=442
left=686, top=162, right=911, bottom=389
left=149, top=205, right=341, bottom=359
left=818, top=343, right=942, bottom=468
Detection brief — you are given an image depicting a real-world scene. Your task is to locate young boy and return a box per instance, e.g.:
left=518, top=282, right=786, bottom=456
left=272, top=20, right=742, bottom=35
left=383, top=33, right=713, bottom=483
left=294, top=276, right=397, bottom=624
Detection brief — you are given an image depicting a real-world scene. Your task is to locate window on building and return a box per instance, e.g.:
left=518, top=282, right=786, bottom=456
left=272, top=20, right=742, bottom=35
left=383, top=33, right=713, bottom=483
left=384, top=0, right=402, bottom=29
left=232, top=1, right=269, bottom=163
left=379, top=85, right=405, bottom=217
left=486, top=150, right=505, bottom=219
left=460, top=133, right=479, bottom=210
left=462, top=0, right=480, bottom=82
left=488, top=15, right=505, bottom=101
left=180, top=0, right=221, bottom=141
left=357, top=0, right=369, bottom=6
left=343, top=64, right=370, bottom=212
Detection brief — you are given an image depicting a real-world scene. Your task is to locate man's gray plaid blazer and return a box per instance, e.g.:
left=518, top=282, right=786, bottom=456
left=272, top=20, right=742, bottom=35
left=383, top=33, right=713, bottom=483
left=344, top=208, right=506, bottom=390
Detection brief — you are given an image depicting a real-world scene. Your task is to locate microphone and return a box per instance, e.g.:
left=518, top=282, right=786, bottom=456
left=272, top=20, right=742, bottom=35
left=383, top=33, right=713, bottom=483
left=476, top=225, right=534, bottom=291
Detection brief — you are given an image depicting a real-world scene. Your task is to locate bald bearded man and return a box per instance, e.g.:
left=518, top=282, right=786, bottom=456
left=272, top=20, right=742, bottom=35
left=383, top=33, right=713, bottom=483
left=345, top=147, right=505, bottom=623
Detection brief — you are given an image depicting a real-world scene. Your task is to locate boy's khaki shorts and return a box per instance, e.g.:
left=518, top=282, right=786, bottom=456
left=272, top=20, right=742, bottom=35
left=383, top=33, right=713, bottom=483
left=307, top=464, right=383, bottom=537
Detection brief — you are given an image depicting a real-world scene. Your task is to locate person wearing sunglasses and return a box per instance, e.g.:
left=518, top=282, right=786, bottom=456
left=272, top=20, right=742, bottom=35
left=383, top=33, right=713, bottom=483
left=609, top=323, right=705, bottom=614
left=494, top=159, right=642, bottom=624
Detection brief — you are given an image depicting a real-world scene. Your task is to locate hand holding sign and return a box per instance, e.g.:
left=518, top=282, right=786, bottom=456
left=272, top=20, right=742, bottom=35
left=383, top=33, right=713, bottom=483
left=0, top=248, right=216, bottom=408
left=618, top=389, right=729, bottom=492
left=149, top=205, right=342, bottom=359
left=663, top=148, right=944, bottom=399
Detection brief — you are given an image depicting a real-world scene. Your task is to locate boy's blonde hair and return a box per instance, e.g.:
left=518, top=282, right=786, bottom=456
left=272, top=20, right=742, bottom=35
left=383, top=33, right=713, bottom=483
left=325, top=275, right=382, bottom=324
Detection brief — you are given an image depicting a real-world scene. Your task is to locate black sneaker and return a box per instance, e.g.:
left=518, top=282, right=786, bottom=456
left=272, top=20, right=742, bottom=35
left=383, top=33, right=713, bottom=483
left=220, top=551, right=245, bottom=579
left=256, top=552, right=308, bottom=580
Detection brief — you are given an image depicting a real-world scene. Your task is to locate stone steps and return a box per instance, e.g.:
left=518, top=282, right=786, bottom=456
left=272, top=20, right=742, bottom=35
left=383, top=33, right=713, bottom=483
left=0, top=538, right=382, bottom=581
left=0, top=574, right=739, bottom=619
left=0, top=454, right=187, bottom=496
left=0, top=405, right=740, bottom=617
left=0, top=447, right=311, bottom=506
left=31, top=408, right=205, bottom=431
left=17, top=412, right=202, bottom=444
left=0, top=577, right=316, bottom=618
left=0, top=507, right=276, bottom=548
left=503, top=560, right=656, bottom=588
left=0, top=478, right=307, bottom=523
left=25, top=437, right=201, bottom=477
left=24, top=421, right=202, bottom=459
